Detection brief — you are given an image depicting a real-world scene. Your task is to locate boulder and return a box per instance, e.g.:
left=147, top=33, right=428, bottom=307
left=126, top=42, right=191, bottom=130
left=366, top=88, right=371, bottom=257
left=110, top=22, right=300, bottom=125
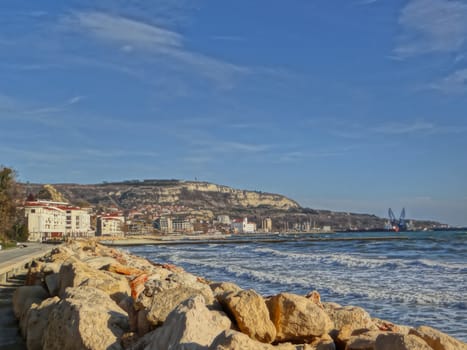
left=103, top=262, right=145, bottom=276
left=42, top=286, right=129, bottom=350
left=135, top=272, right=214, bottom=311
left=146, top=286, right=209, bottom=327
left=42, top=262, right=62, bottom=274
left=130, top=273, right=148, bottom=300
left=83, top=256, right=120, bottom=270
left=305, top=290, right=323, bottom=308
left=58, top=256, right=130, bottom=302
left=308, top=333, right=336, bottom=350
left=409, top=325, right=467, bottom=350
left=45, top=273, right=60, bottom=296
left=221, top=289, right=276, bottom=343
left=12, top=285, right=49, bottom=319
left=325, top=306, right=375, bottom=333
left=24, top=297, right=60, bottom=350
left=25, top=260, right=45, bottom=286
left=144, top=295, right=232, bottom=350
left=267, top=293, right=334, bottom=343
left=374, top=333, right=432, bottom=350
left=210, top=281, right=243, bottom=298
left=46, top=246, right=75, bottom=263
left=344, top=330, right=382, bottom=350
left=210, top=330, right=279, bottom=350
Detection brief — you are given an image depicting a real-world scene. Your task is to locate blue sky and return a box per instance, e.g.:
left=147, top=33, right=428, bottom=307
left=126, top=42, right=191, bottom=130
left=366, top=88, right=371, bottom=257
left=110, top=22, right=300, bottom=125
left=1, top=0, right=467, bottom=225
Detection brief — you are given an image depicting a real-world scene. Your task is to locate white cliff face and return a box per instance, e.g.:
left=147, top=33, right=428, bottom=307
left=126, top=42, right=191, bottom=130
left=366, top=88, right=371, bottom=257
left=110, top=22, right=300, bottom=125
left=141, top=182, right=300, bottom=210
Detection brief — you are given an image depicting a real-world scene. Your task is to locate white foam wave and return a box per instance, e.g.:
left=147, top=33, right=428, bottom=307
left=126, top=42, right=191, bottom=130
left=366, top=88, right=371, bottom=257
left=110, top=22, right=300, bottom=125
left=159, top=249, right=466, bottom=307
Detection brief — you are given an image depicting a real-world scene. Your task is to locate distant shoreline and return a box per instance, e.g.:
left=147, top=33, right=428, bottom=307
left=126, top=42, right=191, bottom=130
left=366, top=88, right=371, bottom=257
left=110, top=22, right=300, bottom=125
left=98, top=234, right=409, bottom=246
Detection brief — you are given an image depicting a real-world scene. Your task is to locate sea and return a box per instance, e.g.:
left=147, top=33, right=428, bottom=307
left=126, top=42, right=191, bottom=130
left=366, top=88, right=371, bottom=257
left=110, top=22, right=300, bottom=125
left=127, top=230, right=467, bottom=342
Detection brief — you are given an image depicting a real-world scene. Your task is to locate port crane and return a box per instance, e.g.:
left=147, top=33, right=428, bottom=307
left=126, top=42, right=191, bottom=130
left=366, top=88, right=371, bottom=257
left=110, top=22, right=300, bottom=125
left=388, top=208, right=407, bottom=232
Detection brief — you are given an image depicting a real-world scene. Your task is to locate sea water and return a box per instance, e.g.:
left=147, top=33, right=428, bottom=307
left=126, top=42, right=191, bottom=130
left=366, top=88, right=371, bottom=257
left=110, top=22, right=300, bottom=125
left=127, top=231, right=467, bottom=341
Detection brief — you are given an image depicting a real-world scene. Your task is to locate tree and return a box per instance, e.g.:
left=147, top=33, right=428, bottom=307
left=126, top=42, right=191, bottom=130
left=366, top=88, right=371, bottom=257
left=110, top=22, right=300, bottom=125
left=0, top=166, right=27, bottom=242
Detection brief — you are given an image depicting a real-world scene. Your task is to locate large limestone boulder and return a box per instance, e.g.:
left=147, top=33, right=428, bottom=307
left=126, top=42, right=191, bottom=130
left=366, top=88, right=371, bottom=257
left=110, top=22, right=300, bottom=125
left=23, top=297, right=60, bottom=350
left=210, top=281, right=243, bottom=298
left=45, top=273, right=60, bottom=296
left=134, top=271, right=216, bottom=333
left=46, top=246, right=75, bottom=263
left=146, top=285, right=212, bottom=327
left=12, top=285, right=49, bottom=319
left=136, top=272, right=214, bottom=311
left=344, top=330, right=382, bottom=350
left=325, top=306, right=375, bottom=333
left=83, top=256, right=120, bottom=270
left=209, top=330, right=278, bottom=350
left=58, top=256, right=130, bottom=302
left=308, top=334, right=336, bottom=350
left=409, top=325, right=467, bottom=350
left=374, top=333, right=432, bottom=350
left=43, top=286, right=129, bottom=350
left=144, top=295, right=232, bottom=350
left=221, top=289, right=276, bottom=343
left=209, top=330, right=307, bottom=350
left=267, top=293, right=334, bottom=343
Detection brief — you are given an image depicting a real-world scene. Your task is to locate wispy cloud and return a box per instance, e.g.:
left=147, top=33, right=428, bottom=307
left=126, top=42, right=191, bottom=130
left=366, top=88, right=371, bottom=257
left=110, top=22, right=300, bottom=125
left=395, top=0, right=467, bottom=58
left=24, top=95, right=85, bottom=115
left=62, top=11, right=248, bottom=87
left=314, top=118, right=466, bottom=139
left=372, top=121, right=435, bottom=135
left=429, top=68, right=467, bottom=94
left=67, top=95, right=85, bottom=105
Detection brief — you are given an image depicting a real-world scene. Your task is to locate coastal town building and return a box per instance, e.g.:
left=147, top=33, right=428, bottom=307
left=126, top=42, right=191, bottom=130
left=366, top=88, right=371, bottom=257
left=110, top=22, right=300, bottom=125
left=96, top=213, right=125, bottom=237
left=126, top=219, right=154, bottom=235
left=172, top=217, right=194, bottom=233
left=154, top=217, right=173, bottom=234
left=154, top=216, right=194, bottom=233
left=24, top=200, right=92, bottom=242
left=261, top=217, right=273, bottom=233
left=216, top=215, right=231, bottom=225
left=231, top=217, right=256, bottom=234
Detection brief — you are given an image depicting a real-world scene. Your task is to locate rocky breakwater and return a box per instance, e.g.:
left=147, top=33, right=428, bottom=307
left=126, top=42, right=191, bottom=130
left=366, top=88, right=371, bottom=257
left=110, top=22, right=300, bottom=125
left=12, top=240, right=467, bottom=350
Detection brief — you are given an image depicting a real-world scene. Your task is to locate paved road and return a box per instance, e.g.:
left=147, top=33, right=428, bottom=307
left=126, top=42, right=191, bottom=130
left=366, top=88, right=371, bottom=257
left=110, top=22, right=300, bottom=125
left=0, top=243, right=57, bottom=271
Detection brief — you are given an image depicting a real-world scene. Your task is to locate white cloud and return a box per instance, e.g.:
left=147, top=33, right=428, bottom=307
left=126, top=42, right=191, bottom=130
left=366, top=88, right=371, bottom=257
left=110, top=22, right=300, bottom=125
left=372, top=121, right=435, bottom=134
left=429, top=68, right=467, bottom=93
left=63, top=11, right=248, bottom=86
left=395, top=0, right=467, bottom=57
left=71, top=12, right=182, bottom=49
left=67, top=95, right=85, bottom=105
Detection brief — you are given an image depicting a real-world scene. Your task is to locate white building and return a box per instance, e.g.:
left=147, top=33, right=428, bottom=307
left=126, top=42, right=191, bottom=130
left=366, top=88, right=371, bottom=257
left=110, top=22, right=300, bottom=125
left=24, top=200, right=92, bottom=242
left=261, top=217, right=273, bottom=233
left=96, top=214, right=125, bottom=237
left=231, top=217, right=256, bottom=234
left=216, top=215, right=231, bottom=225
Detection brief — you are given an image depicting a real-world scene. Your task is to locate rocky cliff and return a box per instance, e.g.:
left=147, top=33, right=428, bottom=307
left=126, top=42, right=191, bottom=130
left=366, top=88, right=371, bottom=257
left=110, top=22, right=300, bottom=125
left=24, top=180, right=300, bottom=211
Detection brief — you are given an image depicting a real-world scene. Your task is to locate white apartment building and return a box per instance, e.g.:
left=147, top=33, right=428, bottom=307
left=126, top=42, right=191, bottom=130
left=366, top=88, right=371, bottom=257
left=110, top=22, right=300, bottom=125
left=231, top=217, right=256, bottom=234
left=24, top=200, right=92, bottom=242
left=216, top=215, right=231, bottom=225
left=96, top=214, right=125, bottom=237
left=262, top=217, right=273, bottom=233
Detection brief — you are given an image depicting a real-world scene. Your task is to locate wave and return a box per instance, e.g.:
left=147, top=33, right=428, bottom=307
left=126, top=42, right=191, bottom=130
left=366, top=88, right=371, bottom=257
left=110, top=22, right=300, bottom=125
left=156, top=249, right=466, bottom=307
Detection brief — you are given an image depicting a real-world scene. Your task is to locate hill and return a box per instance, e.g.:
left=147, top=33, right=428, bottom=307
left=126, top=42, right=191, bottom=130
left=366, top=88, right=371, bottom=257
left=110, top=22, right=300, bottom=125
left=21, top=180, right=441, bottom=231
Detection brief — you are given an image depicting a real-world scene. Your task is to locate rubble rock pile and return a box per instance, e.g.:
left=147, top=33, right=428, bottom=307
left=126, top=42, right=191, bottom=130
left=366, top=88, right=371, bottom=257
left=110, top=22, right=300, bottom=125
left=13, top=240, right=467, bottom=350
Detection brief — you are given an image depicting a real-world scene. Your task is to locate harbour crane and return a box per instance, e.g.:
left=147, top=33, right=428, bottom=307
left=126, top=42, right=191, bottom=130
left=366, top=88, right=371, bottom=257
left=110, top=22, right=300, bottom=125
left=388, top=208, right=407, bottom=232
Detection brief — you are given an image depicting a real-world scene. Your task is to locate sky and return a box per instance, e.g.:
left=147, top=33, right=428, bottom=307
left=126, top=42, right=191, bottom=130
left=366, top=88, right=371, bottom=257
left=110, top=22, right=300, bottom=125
left=1, top=0, right=467, bottom=226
